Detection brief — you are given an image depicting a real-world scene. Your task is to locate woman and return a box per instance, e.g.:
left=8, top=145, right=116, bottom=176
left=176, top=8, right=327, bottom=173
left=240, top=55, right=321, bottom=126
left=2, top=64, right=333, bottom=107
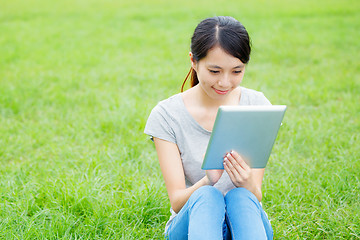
left=144, top=16, right=273, bottom=239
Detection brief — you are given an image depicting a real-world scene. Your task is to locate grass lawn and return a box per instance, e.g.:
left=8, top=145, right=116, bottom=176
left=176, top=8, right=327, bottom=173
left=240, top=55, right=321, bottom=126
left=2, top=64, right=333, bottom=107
left=0, top=0, right=359, bottom=239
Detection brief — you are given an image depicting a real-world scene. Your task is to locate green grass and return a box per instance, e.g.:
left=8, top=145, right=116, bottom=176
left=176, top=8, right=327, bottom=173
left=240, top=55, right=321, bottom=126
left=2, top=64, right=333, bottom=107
left=0, top=0, right=359, bottom=239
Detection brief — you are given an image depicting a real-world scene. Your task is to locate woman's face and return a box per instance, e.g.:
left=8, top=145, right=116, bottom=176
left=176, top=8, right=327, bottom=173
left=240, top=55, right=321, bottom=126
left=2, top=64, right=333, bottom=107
left=191, top=46, right=245, bottom=100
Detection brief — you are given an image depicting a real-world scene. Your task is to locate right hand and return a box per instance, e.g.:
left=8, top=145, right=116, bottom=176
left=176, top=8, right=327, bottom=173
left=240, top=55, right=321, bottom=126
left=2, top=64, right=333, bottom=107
left=202, top=153, right=223, bottom=185
left=205, top=169, right=224, bottom=185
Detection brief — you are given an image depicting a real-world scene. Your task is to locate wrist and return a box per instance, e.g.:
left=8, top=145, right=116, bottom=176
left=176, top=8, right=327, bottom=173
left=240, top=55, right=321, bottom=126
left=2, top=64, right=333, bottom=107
left=238, top=182, right=257, bottom=195
left=246, top=185, right=262, bottom=202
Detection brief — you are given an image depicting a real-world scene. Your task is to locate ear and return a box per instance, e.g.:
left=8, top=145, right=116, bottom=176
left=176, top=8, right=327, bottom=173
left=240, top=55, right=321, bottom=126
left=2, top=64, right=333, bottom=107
left=189, top=52, right=197, bottom=71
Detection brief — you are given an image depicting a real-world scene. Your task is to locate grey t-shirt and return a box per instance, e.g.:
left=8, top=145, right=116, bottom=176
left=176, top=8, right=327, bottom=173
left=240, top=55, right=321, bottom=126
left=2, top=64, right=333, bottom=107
left=144, top=86, right=271, bottom=230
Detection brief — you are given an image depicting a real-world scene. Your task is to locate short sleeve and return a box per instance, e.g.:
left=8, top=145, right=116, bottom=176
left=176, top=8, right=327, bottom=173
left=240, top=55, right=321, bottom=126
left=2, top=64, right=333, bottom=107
left=240, top=87, right=272, bottom=106
left=144, top=104, right=176, bottom=144
left=257, top=92, right=272, bottom=105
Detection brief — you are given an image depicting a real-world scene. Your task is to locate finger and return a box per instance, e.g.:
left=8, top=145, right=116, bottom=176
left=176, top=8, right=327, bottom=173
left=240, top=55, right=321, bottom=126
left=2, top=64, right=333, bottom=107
left=227, top=153, right=251, bottom=182
left=226, top=152, right=247, bottom=175
left=224, top=156, right=245, bottom=181
left=224, top=157, right=246, bottom=187
left=230, top=150, right=251, bottom=172
left=223, top=158, right=238, bottom=183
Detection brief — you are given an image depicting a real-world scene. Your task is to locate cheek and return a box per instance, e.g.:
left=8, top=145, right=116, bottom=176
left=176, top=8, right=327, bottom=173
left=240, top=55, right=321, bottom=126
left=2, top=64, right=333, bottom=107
left=234, top=73, right=245, bottom=84
left=198, top=71, right=214, bottom=84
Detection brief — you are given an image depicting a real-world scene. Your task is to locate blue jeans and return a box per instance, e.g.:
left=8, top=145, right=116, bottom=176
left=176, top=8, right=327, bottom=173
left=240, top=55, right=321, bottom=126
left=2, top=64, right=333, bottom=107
left=165, top=186, right=273, bottom=240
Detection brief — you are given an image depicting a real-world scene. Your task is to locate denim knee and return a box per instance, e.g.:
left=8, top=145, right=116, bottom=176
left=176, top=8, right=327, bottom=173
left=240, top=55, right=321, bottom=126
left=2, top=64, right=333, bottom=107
left=224, top=187, right=260, bottom=208
left=189, top=186, right=225, bottom=210
left=224, top=188, right=273, bottom=239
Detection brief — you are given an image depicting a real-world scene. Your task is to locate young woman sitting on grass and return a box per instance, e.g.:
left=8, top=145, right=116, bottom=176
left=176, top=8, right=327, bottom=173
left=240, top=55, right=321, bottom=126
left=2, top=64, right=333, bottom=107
left=145, top=16, right=273, bottom=239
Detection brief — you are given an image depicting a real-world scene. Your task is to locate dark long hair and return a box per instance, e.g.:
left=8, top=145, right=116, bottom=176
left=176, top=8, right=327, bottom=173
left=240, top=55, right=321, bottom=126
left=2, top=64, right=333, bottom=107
left=181, top=16, right=251, bottom=92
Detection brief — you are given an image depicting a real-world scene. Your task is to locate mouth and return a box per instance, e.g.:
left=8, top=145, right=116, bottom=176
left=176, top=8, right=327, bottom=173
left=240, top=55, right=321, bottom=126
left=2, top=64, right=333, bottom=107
left=213, top=87, right=229, bottom=95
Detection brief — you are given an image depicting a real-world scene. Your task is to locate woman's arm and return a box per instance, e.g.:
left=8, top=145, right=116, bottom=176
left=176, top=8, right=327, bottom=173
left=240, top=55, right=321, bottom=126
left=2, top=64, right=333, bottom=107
left=250, top=168, right=265, bottom=202
left=223, top=151, right=265, bottom=202
left=153, top=137, right=222, bottom=213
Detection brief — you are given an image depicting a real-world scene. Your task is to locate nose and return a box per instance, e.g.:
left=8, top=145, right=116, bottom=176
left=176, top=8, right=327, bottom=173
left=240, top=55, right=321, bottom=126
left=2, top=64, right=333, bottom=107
left=217, top=74, right=231, bottom=88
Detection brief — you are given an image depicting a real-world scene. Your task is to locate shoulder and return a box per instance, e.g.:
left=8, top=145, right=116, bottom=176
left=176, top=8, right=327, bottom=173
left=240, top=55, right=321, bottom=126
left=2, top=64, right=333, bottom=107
left=240, top=87, right=271, bottom=105
left=150, top=93, right=183, bottom=119
left=144, top=93, right=183, bottom=143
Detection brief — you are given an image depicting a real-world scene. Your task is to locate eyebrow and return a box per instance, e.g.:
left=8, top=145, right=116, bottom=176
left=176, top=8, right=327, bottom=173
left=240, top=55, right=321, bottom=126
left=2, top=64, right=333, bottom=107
left=208, top=64, right=245, bottom=69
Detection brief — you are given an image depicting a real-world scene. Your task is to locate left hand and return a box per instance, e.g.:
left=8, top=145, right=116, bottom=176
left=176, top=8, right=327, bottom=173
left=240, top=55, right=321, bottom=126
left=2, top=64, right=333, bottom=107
left=223, top=150, right=256, bottom=191
left=205, top=169, right=224, bottom=186
left=202, top=152, right=223, bottom=185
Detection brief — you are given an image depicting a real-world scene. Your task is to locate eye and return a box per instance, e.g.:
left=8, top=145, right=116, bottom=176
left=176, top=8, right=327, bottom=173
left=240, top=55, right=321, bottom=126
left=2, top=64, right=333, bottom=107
left=233, top=70, right=242, bottom=74
left=209, top=70, right=220, bottom=74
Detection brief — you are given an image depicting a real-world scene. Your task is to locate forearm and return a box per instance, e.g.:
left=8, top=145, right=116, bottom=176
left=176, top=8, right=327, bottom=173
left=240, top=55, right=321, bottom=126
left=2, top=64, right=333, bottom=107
left=251, top=186, right=262, bottom=202
left=243, top=177, right=263, bottom=202
left=170, top=176, right=211, bottom=213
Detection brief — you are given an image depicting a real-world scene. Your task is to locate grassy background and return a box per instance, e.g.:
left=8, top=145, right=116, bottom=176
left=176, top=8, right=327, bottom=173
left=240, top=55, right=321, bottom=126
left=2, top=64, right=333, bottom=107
left=0, top=0, right=359, bottom=239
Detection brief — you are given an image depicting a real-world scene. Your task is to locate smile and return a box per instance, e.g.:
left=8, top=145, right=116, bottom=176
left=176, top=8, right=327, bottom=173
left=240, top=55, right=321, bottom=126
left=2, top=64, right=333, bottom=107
left=213, top=87, right=229, bottom=95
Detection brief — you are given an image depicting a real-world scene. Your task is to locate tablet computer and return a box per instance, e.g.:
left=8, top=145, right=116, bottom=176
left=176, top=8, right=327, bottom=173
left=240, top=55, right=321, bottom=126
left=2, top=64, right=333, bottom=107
left=201, top=105, right=287, bottom=169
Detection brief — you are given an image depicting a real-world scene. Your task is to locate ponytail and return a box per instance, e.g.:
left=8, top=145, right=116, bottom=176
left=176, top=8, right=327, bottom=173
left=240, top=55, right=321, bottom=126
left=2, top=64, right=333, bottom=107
left=181, top=68, right=199, bottom=92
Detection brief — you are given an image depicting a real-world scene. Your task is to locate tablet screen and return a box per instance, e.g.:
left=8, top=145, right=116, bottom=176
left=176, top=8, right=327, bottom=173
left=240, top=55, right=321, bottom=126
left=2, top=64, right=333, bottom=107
left=201, top=105, right=286, bottom=170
